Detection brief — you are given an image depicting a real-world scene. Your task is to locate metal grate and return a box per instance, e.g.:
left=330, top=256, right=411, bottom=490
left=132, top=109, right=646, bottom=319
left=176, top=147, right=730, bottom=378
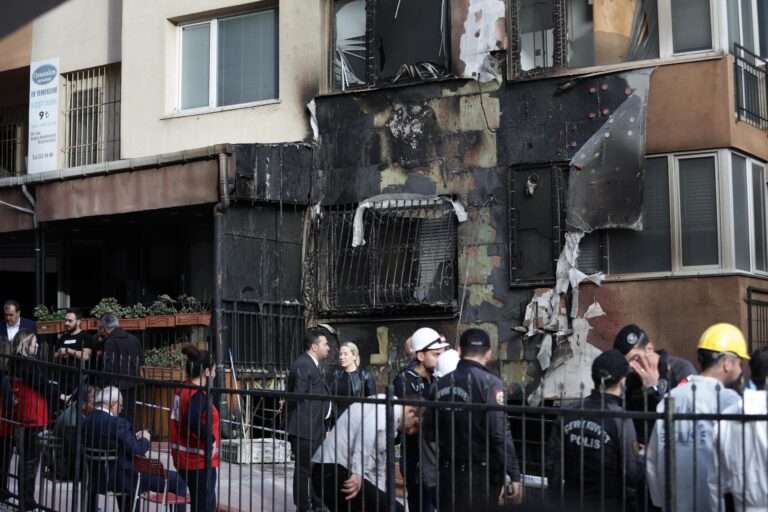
left=223, top=299, right=304, bottom=369
left=315, top=200, right=458, bottom=315
left=747, top=287, right=768, bottom=352
left=734, top=43, right=768, bottom=130
left=62, top=64, right=121, bottom=167
left=0, top=105, right=27, bottom=177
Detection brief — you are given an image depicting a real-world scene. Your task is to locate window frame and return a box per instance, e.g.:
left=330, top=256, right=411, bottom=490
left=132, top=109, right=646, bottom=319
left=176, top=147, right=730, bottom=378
left=732, top=151, right=768, bottom=275
left=511, top=0, right=725, bottom=80
left=176, top=9, right=279, bottom=113
left=726, top=0, right=761, bottom=55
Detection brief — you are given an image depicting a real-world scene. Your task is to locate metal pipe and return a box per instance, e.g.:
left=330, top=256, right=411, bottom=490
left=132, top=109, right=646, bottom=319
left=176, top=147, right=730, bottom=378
left=213, top=151, right=229, bottom=388
left=20, top=184, right=43, bottom=305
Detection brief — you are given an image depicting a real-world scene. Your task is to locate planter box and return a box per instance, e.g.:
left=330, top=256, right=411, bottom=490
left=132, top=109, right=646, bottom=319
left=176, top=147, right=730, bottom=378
left=175, top=313, right=211, bottom=326
left=145, top=315, right=176, bottom=328
left=120, top=318, right=146, bottom=330
left=137, top=367, right=184, bottom=440
left=36, top=321, right=64, bottom=335
left=81, top=318, right=99, bottom=331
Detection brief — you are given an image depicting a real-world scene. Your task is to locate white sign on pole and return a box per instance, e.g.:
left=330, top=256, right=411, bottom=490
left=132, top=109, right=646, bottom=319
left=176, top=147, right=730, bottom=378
left=28, top=57, right=60, bottom=174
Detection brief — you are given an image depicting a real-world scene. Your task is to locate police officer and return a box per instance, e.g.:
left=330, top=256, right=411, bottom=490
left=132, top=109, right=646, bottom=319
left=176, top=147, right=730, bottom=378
left=547, top=350, right=643, bottom=510
left=393, top=327, right=448, bottom=512
left=434, top=328, right=522, bottom=511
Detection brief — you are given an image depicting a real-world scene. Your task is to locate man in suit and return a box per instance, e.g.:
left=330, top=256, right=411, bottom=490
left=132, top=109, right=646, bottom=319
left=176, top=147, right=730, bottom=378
left=99, top=314, right=144, bottom=423
left=286, top=328, right=331, bottom=512
left=83, top=386, right=186, bottom=511
left=1, top=300, right=35, bottom=343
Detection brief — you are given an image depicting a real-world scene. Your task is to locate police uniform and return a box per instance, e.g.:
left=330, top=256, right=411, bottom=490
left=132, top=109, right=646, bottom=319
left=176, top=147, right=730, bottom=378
left=434, top=330, right=521, bottom=512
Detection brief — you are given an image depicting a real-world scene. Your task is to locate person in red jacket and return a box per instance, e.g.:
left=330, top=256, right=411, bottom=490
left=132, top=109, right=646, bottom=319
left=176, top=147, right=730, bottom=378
left=10, top=329, right=50, bottom=510
left=170, top=345, right=219, bottom=512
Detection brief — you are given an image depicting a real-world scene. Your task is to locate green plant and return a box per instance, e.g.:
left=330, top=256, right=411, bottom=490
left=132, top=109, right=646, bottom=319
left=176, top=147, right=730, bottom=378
left=177, top=294, right=204, bottom=313
left=32, top=305, right=65, bottom=321
left=148, top=294, right=177, bottom=316
left=90, top=297, right=126, bottom=319
left=144, top=345, right=185, bottom=368
left=124, top=303, right=148, bottom=319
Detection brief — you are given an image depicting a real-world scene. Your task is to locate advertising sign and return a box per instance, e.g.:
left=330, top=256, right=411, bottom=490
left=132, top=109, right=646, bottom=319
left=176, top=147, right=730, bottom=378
left=28, top=57, right=60, bottom=173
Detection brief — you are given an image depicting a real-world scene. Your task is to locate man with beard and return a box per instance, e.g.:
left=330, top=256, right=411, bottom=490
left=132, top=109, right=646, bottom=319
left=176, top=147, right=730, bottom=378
left=54, top=309, right=96, bottom=392
left=646, top=323, right=749, bottom=512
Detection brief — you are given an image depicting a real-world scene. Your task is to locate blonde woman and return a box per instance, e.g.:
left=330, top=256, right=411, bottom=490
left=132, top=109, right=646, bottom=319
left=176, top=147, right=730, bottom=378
left=330, top=341, right=377, bottom=415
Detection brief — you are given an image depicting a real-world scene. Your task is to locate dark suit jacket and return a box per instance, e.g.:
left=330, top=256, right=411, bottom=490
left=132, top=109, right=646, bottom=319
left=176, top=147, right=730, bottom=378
left=83, top=409, right=149, bottom=493
left=0, top=318, right=36, bottom=343
left=286, top=353, right=330, bottom=441
left=102, top=328, right=144, bottom=389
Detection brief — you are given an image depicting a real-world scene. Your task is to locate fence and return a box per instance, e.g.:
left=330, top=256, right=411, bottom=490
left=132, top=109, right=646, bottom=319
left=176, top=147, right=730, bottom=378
left=0, top=353, right=765, bottom=511
left=734, top=43, right=768, bottom=130
left=747, top=287, right=768, bottom=352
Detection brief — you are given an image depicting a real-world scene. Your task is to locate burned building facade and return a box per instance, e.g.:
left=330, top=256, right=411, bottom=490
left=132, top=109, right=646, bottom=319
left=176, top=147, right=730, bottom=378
left=1, top=0, right=767, bottom=398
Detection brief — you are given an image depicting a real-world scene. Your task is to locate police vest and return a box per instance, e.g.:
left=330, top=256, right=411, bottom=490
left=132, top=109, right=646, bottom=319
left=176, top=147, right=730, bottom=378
left=170, top=385, right=220, bottom=471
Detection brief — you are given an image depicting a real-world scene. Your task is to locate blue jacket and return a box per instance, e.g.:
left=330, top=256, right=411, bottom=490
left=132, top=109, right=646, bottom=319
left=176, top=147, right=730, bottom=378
left=83, top=409, right=149, bottom=493
left=0, top=318, right=36, bottom=343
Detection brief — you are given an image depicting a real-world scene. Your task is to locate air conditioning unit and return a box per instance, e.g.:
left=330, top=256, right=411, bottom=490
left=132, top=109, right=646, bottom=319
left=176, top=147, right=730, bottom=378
left=220, top=438, right=292, bottom=465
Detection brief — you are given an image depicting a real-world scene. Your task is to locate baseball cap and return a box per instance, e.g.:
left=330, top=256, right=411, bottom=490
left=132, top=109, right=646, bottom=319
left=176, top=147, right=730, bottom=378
left=411, top=327, right=450, bottom=352
left=459, top=328, right=491, bottom=351
left=613, top=324, right=649, bottom=355
left=592, top=349, right=631, bottom=384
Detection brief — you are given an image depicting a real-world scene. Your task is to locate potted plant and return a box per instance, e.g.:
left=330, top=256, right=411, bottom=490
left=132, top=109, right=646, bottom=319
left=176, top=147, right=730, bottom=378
left=121, top=303, right=148, bottom=330
left=175, top=295, right=211, bottom=326
left=33, top=305, right=65, bottom=335
left=90, top=298, right=145, bottom=330
left=146, top=295, right=177, bottom=328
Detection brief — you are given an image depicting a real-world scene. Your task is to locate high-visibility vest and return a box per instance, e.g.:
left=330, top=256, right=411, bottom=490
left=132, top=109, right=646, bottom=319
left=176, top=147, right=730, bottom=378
left=169, top=384, right=220, bottom=471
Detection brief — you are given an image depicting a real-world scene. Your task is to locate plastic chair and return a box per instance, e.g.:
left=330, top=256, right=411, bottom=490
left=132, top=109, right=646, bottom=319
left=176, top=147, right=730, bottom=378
left=132, top=456, right=190, bottom=511
left=82, top=447, right=131, bottom=512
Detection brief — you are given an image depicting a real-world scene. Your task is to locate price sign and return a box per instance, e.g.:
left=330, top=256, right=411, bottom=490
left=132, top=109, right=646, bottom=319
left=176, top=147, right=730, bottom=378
left=28, top=58, right=59, bottom=174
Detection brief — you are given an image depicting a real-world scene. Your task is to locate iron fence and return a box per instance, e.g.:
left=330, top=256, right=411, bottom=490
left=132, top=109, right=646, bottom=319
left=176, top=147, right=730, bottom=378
left=747, top=287, right=768, bottom=352
left=0, top=354, right=765, bottom=511
left=734, top=43, right=768, bottom=130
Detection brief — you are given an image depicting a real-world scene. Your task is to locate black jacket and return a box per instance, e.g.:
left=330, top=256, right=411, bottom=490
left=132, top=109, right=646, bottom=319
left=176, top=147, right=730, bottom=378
left=547, top=392, right=643, bottom=507
left=0, top=318, right=36, bottom=343
left=625, top=350, right=696, bottom=443
left=329, top=368, right=376, bottom=413
left=433, top=359, right=521, bottom=484
left=286, top=353, right=330, bottom=441
left=102, top=328, right=144, bottom=390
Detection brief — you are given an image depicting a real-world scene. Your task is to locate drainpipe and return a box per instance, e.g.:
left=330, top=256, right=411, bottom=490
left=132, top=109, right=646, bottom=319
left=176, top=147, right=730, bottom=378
left=20, top=185, right=44, bottom=306
left=213, top=152, right=230, bottom=388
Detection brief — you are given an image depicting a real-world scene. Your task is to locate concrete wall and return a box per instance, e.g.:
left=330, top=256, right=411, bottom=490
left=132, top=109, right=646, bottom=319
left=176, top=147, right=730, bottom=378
left=0, top=24, right=32, bottom=72
left=120, top=0, right=321, bottom=159
left=646, top=57, right=768, bottom=161
left=580, top=274, right=768, bottom=367
left=30, top=0, right=122, bottom=73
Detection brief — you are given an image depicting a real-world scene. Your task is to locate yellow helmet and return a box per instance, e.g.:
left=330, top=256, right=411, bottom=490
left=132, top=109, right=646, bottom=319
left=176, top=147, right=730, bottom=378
left=697, top=323, right=750, bottom=360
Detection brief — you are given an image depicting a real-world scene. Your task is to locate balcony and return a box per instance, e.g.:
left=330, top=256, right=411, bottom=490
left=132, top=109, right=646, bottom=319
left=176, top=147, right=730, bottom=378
left=734, top=44, right=768, bottom=130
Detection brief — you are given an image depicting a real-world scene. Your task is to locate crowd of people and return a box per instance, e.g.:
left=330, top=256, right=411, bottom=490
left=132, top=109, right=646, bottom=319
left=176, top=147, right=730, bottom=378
left=2, top=296, right=768, bottom=512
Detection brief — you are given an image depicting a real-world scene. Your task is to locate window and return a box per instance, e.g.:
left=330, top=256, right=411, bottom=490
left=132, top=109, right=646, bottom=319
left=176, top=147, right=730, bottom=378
left=314, top=200, right=458, bottom=315
left=63, top=64, right=121, bottom=167
left=677, top=155, right=719, bottom=267
left=728, top=0, right=759, bottom=54
left=513, top=0, right=717, bottom=77
left=752, top=162, right=767, bottom=271
left=330, top=0, right=450, bottom=91
left=733, top=154, right=751, bottom=270
left=179, top=10, right=277, bottom=111
left=731, top=153, right=768, bottom=273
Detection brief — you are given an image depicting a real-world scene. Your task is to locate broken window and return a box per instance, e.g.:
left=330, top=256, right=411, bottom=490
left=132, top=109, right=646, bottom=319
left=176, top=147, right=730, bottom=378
left=519, top=0, right=556, bottom=72
left=331, top=0, right=450, bottom=90
left=314, top=200, right=458, bottom=315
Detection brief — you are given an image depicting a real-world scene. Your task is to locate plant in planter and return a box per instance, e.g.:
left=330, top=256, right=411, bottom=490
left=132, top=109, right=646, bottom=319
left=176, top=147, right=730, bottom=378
left=146, top=295, right=177, bottom=328
left=33, top=305, right=66, bottom=335
left=175, top=294, right=212, bottom=326
left=90, top=298, right=125, bottom=319
left=142, top=345, right=186, bottom=379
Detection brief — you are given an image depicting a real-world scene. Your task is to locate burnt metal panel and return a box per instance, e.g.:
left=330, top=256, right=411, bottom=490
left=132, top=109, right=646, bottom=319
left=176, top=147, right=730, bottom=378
left=233, top=143, right=314, bottom=205
left=35, top=160, right=220, bottom=222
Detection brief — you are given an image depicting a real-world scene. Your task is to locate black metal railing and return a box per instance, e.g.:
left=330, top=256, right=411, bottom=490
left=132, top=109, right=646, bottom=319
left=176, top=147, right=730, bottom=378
left=734, top=43, right=768, bottom=130
left=747, top=287, right=768, bottom=352
left=0, top=353, right=765, bottom=511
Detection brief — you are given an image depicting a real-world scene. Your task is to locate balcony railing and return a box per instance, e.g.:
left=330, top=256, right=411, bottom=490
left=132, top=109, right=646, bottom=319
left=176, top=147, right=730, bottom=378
left=734, top=43, right=768, bottom=130
left=0, top=104, right=27, bottom=177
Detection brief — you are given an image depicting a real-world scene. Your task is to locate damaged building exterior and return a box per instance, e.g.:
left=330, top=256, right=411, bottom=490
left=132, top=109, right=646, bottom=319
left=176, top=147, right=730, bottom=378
left=1, top=0, right=768, bottom=399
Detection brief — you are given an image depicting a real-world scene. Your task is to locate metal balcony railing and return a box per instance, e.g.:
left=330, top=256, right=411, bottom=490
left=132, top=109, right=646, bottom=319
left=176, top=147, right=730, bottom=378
left=734, top=43, right=768, bottom=130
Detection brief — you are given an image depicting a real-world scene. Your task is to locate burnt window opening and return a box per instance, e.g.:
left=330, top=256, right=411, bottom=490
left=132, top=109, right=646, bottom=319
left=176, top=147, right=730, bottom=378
left=331, top=0, right=451, bottom=91
left=509, top=157, right=672, bottom=286
left=315, top=200, right=458, bottom=316
left=512, top=0, right=660, bottom=78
